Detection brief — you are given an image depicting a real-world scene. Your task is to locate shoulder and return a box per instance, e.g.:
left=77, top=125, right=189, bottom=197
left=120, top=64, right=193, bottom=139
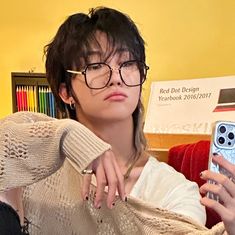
left=131, top=156, right=195, bottom=198
left=131, top=156, right=206, bottom=225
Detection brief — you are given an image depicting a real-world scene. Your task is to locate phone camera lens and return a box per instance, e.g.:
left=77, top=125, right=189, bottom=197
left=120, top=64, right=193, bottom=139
left=218, top=137, right=225, bottom=144
left=219, top=125, right=226, bottom=133
left=228, top=132, right=234, bottom=140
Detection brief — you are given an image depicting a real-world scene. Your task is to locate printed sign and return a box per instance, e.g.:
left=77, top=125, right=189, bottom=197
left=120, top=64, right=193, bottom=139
left=144, top=76, right=235, bottom=134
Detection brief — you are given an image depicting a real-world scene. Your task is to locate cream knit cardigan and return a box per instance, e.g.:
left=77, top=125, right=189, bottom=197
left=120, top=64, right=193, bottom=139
left=0, top=112, right=227, bottom=234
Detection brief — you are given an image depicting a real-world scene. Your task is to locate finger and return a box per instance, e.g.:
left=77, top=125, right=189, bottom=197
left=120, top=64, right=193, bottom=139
left=200, top=182, right=231, bottom=206
left=201, top=170, right=235, bottom=197
left=103, top=158, right=119, bottom=209
left=82, top=174, right=92, bottom=200
left=212, top=155, right=235, bottom=177
left=200, top=196, right=230, bottom=221
left=201, top=196, right=235, bottom=234
left=95, top=163, right=107, bottom=209
left=112, top=159, right=126, bottom=201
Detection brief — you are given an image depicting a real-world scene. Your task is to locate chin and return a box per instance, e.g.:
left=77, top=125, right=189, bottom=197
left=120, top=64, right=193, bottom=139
left=98, top=110, right=133, bottom=122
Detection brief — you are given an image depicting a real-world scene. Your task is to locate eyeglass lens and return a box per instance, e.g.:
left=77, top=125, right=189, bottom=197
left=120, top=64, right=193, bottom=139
left=85, top=61, right=147, bottom=89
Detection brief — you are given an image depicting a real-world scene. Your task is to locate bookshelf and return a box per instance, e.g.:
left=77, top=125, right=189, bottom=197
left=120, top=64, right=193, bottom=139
left=11, top=72, right=57, bottom=118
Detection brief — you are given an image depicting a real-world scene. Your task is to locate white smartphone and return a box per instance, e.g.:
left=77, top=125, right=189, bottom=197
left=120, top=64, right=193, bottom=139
left=207, top=121, right=235, bottom=201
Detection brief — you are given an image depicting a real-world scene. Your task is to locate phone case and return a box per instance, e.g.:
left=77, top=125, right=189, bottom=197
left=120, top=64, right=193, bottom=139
left=207, top=121, right=235, bottom=201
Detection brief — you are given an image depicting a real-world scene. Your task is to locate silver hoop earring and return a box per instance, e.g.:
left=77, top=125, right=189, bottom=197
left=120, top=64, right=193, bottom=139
left=70, top=101, right=76, bottom=110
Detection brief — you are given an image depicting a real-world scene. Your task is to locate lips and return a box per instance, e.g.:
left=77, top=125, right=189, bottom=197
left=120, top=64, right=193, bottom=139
left=104, top=91, right=128, bottom=101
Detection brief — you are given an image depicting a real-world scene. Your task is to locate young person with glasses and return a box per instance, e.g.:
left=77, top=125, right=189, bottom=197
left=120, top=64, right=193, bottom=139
left=0, top=6, right=234, bottom=235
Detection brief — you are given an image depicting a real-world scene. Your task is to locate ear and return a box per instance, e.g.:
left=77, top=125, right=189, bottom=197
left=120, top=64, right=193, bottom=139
left=59, top=83, right=74, bottom=105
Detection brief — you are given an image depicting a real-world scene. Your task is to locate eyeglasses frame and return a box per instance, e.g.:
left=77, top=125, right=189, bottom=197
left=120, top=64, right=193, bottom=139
left=66, top=60, right=149, bottom=90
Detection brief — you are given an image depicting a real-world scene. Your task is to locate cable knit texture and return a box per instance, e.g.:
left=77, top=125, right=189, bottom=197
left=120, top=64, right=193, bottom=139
left=0, top=112, right=227, bottom=234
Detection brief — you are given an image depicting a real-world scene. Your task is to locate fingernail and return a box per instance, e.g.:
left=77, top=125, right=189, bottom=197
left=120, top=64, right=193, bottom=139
left=85, top=196, right=89, bottom=201
left=125, top=196, right=128, bottom=202
left=109, top=202, right=115, bottom=209
left=94, top=201, right=101, bottom=209
left=213, top=152, right=218, bottom=156
left=199, top=171, right=204, bottom=178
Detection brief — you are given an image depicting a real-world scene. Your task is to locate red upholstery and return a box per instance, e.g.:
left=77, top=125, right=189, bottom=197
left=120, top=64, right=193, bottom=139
left=168, top=140, right=221, bottom=228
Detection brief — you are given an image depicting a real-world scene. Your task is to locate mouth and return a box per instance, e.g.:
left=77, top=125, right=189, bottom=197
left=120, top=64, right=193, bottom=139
left=104, top=92, right=128, bottom=101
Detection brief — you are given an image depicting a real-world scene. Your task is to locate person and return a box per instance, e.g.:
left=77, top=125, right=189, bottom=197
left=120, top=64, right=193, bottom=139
left=0, top=6, right=233, bottom=234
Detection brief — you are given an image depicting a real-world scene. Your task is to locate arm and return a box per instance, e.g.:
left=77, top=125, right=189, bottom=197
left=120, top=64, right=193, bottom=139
left=0, top=111, right=111, bottom=191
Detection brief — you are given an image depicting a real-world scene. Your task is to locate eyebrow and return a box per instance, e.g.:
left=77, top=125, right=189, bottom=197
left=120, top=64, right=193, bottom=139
left=86, top=47, right=129, bottom=56
left=86, top=51, right=101, bottom=57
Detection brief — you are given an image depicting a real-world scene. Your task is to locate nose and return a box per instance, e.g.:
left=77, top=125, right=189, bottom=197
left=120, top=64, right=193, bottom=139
left=108, top=67, right=123, bottom=87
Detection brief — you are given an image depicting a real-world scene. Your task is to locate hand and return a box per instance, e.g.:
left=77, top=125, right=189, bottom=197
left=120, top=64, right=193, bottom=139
left=82, top=150, right=126, bottom=209
left=200, top=155, right=235, bottom=235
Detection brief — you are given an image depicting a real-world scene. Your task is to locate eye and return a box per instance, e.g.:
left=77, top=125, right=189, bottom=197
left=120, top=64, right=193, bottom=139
left=87, top=63, right=103, bottom=71
left=122, top=61, right=135, bottom=67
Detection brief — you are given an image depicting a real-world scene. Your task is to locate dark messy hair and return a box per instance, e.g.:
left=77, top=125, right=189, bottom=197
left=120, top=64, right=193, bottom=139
left=44, top=6, right=147, bottom=157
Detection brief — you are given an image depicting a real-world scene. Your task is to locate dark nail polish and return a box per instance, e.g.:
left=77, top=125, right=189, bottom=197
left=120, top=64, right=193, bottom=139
left=125, top=197, right=128, bottom=202
left=85, top=196, right=89, bottom=200
left=213, top=152, right=218, bottom=156
left=98, top=206, right=101, bottom=209
left=112, top=202, right=115, bottom=206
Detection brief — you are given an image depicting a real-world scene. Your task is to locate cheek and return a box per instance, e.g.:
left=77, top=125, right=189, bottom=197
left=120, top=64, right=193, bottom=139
left=130, top=87, right=141, bottom=106
left=76, top=90, right=94, bottom=107
left=72, top=83, right=103, bottom=111
left=71, top=80, right=92, bottom=102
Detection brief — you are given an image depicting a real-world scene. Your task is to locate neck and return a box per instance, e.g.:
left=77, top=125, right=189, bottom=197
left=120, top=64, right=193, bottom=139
left=78, top=115, right=136, bottom=167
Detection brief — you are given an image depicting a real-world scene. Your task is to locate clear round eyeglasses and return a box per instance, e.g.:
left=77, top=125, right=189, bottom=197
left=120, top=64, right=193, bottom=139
left=66, top=60, right=149, bottom=89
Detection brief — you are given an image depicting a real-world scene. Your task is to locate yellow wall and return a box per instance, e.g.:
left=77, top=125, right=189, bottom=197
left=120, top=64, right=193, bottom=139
left=1, top=0, right=235, bottom=118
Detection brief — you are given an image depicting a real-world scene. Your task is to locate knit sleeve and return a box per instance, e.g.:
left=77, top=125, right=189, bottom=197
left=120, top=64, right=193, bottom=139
left=0, top=112, right=111, bottom=191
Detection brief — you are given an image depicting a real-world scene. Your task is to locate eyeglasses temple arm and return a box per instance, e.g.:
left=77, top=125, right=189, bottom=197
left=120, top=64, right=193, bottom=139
left=66, top=70, right=83, bottom=75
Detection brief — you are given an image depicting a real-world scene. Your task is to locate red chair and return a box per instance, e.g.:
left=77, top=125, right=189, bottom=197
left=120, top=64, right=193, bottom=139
left=168, top=140, right=221, bottom=228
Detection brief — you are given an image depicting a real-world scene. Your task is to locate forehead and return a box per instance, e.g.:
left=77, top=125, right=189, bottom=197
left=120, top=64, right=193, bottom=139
left=91, top=31, right=109, bottom=51
left=87, top=31, right=131, bottom=60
